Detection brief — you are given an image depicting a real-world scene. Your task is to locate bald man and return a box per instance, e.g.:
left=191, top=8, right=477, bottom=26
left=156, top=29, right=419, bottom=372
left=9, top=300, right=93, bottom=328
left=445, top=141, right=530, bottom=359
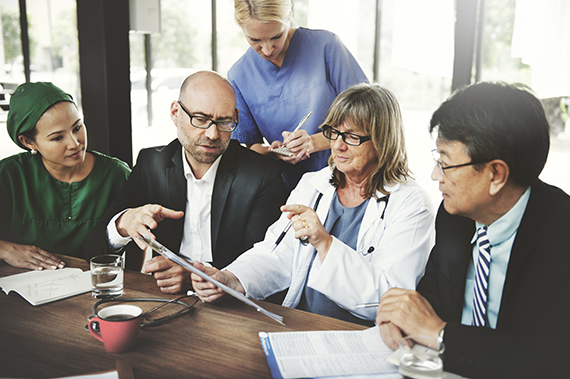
left=84, top=71, right=286, bottom=294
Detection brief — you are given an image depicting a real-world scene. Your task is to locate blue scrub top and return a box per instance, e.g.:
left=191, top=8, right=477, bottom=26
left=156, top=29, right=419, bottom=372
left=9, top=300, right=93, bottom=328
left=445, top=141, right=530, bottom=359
left=228, top=27, right=369, bottom=190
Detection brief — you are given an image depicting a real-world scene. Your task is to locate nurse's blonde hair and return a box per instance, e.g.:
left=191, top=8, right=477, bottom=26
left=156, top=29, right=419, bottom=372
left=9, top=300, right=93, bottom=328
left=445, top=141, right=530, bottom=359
left=234, top=0, right=292, bottom=27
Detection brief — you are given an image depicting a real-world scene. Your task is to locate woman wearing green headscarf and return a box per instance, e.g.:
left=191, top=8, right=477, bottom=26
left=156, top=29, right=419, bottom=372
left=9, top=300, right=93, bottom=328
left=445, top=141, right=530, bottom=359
left=0, top=82, right=131, bottom=270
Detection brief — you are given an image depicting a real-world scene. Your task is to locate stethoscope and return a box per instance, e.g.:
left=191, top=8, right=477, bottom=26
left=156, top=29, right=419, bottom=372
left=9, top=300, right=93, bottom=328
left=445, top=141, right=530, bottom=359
left=85, top=291, right=199, bottom=332
left=356, top=195, right=390, bottom=257
left=312, top=192, right=390, bottom=257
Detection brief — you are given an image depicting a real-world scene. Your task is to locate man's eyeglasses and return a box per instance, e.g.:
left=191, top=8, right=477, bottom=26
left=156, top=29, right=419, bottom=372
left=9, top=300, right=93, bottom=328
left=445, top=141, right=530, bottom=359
left=431, top=149, right=486, bottom=176
left=322, top=125, right=371, bottom=146
left=178, top=101, right=238, bottom=132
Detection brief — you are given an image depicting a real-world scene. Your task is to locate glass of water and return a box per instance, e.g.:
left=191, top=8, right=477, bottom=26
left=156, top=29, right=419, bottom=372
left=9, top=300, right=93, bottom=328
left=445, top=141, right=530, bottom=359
left=90, top=254, right=124, bottom=299
left=399, top=335, right=445, bottom=379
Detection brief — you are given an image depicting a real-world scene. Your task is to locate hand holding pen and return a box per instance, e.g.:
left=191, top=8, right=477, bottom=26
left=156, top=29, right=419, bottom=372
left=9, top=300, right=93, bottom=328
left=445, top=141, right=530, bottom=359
left=269, top=111, right=312, bottom=162
left=270, top=204, right=333, bottom=257
left=270, top=220, right=309, bottom=253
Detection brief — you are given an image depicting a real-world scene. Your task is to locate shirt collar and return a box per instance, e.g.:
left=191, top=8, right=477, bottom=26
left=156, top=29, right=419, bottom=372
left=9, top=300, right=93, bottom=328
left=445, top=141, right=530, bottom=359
left=310, top=165, right=401, bottom=198
left=471, top=186, right=531, bottom=246
left=181, top=147, right=222, bottom=184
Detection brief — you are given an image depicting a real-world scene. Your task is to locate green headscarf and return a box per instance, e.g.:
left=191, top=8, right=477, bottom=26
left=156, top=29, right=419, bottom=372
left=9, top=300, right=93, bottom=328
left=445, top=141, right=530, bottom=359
left=6, top=82, right=74, bottom=150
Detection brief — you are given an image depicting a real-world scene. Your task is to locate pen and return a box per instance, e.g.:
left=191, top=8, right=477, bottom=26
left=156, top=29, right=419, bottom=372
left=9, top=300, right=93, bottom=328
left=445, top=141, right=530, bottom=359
left=270, top=221, right=309, bottom=253
left=267, top=111, right=313, bottom=156
left=355, top=302, right=380, bottom=308
left=265, top=111, right=312, bottom=146
left=292, top=110, right=312, bottom=132
left=270, top=192, right=323, bottom=253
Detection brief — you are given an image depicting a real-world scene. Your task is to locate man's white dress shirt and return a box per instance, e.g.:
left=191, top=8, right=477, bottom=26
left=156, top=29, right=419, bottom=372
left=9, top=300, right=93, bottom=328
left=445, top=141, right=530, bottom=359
left=107, top=148, right=221, bottom=263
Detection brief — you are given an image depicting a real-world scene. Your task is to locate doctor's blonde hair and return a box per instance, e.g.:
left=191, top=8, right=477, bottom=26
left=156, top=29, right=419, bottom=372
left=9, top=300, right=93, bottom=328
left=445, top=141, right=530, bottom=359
left=323, top=83, right=411, bottom=198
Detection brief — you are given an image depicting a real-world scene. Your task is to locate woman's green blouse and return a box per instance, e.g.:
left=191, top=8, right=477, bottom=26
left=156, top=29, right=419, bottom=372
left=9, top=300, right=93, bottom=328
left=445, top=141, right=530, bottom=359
left=0, top=151, right=130, bottom=258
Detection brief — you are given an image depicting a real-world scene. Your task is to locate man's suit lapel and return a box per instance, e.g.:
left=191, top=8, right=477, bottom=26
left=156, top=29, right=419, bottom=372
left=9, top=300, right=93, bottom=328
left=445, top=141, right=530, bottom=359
left=448, top=228, right=473, bottom=319
left=437, top=206, right=474, bottom=320
left=210, top=141, right=238, bottom=256
left=166, top=144, right=187, bottom=247
left=498, top=181, right=542, bottom=324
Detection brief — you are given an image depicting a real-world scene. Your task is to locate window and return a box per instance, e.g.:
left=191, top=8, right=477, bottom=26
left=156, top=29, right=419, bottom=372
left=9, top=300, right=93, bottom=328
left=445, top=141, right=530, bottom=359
left=1, top=0, right=24, bottom=159
left=373, top=0, right=455, bottom=205
left=130, top=0, right=214, bottom=160
left=479, top=0, right=570, bottom=196
left=0, top=0, right=79, bottom=161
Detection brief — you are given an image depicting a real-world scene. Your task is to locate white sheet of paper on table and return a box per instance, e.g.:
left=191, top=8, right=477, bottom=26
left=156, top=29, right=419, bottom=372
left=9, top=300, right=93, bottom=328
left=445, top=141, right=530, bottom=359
left=0, top=268, right=91, bottom=306
left=259, top=326, right=399, bottom=379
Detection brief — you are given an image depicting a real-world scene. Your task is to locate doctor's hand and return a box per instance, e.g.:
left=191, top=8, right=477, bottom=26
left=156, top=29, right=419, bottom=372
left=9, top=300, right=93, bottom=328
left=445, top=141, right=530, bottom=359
left=116, top=204, right=184, bottom=250
left=191, top=262, right=245, bottom=303
left=281, top=204, right=332, bottom=259
left=376, top=288, right=446, bottom=345
left=0, top=240, right=65, bottom=271
left=141, top=256, right=191, bottom=294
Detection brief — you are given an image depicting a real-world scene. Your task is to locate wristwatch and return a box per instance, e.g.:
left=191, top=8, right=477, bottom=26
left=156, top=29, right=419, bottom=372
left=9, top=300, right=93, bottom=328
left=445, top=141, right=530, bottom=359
left=437, top=326, right=445, bottom=342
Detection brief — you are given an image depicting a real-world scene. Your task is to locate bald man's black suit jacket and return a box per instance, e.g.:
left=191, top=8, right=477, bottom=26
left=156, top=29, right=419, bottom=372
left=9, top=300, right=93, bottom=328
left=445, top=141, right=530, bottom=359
left=417, top=180, right=570, bottom=379
left=84, top=139, right=286, bottom=270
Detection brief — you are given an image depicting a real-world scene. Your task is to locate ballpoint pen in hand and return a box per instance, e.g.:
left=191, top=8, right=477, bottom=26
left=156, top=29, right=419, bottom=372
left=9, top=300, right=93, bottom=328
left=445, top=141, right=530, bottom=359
left=270, top=220, right=309, bottom=253
left=270, top=111, right=313, bottom=156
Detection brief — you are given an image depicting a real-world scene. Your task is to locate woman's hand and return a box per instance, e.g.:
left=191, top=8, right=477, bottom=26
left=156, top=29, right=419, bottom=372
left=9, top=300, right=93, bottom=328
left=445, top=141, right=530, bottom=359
left=281, top=204, right=333, bottom=260
left=260, top=131, right=330, bottom=165
left=190, top=262, right=245, bottom=303
left=279, top=130, right=312, bottom=164
left=0, top=240, right=65, bottom=270
left=270, top=138, right=309, bottom=165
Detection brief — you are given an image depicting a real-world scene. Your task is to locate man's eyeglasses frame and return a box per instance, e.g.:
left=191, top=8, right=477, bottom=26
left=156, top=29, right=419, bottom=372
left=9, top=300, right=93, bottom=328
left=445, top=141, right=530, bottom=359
left=431, top=149, right=487, bottom=176
left=178, top=101, right=238, bottom=132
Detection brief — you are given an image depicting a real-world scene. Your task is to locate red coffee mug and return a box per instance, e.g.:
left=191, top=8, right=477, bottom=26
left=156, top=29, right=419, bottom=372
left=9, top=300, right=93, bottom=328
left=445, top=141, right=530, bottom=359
left=88, top=304, right=142, bottom=353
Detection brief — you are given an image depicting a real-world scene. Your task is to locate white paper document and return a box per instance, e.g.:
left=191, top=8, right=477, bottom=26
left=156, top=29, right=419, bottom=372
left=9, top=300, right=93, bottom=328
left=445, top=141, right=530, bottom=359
left=58, top=371, right=119, bottom=379
left=258, top=326, right=398, bottom=379
left=0, top=267, right=91, bottom=306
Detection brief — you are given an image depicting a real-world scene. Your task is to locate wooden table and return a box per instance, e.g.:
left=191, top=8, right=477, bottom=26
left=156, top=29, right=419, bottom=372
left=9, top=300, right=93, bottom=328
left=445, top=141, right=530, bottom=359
left=0, top=255, right=367, bottom=379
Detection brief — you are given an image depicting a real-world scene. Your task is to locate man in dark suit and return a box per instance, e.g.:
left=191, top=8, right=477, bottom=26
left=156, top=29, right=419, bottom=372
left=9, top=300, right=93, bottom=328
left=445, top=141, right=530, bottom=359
left=84, top=71, right=286, bottom=294
left=376, top=82, right=569, bottom=378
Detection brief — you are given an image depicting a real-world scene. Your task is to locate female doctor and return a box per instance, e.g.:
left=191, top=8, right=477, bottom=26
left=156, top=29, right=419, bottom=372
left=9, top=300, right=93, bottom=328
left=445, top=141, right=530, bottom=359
left=191, top=83, right=434, bottom=325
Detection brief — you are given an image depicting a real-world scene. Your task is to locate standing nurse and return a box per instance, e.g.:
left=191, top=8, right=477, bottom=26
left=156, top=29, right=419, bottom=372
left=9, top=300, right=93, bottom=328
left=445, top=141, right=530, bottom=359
left=229, top=0, right=368, bottom=191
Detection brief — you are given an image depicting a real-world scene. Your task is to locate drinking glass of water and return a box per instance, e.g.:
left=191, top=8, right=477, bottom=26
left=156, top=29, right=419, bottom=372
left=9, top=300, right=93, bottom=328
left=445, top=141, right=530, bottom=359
left=399, top=335, right=445, bottom=379
left=90, top=254, right=124, bottom=299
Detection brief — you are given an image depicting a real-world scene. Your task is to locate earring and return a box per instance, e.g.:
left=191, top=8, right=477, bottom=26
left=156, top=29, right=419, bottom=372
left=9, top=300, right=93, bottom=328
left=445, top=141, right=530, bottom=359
left=31, top=149, right=37, bottom=155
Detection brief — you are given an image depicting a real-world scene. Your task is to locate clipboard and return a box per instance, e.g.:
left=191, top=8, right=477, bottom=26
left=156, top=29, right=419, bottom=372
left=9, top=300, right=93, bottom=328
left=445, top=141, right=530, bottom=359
left=138, top=234, right=284, bottom=325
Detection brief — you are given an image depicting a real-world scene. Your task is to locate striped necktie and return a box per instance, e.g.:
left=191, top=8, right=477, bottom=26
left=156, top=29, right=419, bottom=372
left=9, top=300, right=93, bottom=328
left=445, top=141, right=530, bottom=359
left=472, top=226, right=492, bottom=327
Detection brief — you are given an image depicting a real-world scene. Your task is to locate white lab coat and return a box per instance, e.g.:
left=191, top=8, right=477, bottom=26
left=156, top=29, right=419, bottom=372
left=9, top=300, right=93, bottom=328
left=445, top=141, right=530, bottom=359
left=225, top=166, right=434, bottom=321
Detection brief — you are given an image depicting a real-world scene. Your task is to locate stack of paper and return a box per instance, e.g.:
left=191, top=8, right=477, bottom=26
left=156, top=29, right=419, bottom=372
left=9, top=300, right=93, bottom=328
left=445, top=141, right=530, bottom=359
left=258, top=326, right=399, bottom=379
